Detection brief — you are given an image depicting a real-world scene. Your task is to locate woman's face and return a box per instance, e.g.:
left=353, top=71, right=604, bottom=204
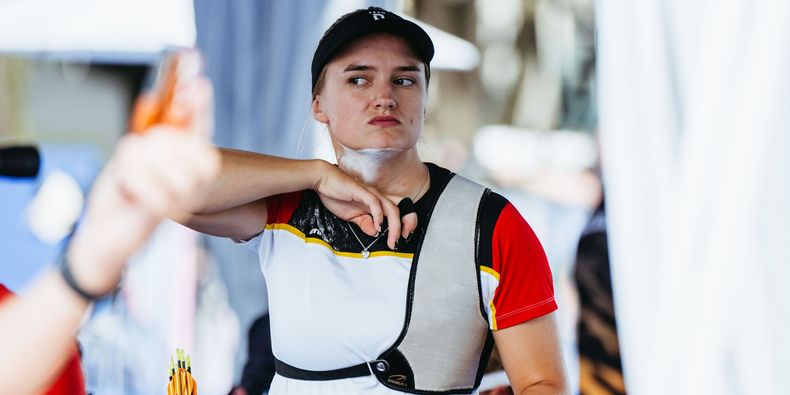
left=312, top=33, right=428, bottom=154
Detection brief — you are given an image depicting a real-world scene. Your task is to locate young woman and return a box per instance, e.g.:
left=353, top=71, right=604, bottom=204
left=183, top=7, right=568, bottom=394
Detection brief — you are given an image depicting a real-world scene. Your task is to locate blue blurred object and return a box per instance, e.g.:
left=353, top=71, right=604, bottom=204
left=0, top=143, right=102, bottom=290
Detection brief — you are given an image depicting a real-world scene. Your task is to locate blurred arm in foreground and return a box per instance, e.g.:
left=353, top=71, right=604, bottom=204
left=0, top=73, right=219, bottom=395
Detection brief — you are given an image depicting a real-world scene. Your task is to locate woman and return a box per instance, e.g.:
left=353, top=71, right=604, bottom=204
left=184, top=7, right=567, bottom=394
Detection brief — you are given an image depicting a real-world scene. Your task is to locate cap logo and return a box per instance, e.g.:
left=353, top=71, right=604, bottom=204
left=369, top=10, right=385, bottom=21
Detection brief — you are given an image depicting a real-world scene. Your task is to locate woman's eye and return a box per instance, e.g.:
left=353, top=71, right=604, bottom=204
left=394, top=78, right=416, bottom=87
left=349, top=77, right=368, bottom=86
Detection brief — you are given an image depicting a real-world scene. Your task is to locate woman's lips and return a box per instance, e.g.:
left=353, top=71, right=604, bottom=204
left=369, top=116, right=401, bottom=127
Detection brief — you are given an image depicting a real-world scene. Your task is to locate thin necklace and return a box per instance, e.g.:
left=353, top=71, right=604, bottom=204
left=347, top=223, right=389, bottom=259
left=411, top=170, right=430, bottom=202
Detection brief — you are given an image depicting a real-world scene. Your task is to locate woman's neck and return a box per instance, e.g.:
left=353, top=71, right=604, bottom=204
left=336, top=145, right=429, bottom=201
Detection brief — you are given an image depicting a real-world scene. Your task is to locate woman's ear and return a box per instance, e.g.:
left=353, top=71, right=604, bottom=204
left=312, top=97, right=329, bottom=124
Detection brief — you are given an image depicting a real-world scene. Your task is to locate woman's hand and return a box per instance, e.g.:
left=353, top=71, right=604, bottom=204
left=313, top=162, right=418, bottom=250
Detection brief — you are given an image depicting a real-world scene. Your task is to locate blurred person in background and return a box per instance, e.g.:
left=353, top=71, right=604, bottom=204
left=228, top=313, right=276, bottom=395
left=180, top=7, right=567, bottom=395
left=573, top=199, right=625, bottom=395
left=0, top=73, right=219, bottom=395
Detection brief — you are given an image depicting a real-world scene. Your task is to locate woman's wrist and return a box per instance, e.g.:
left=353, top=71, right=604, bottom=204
left=59, top=254, right=106, bottom=302
left=60, top=242, right=121, bottom=301
left=308, top=159, right=332, bottom=191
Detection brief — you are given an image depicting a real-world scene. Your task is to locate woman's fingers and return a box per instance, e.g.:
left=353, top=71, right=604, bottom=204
left=397, top=198, right=418, bottom=239
left=351, top=214, right=378, bottom=236
left=401, top=212, right=418, bottom=239
left=355, top=188, right=383, bottom=235
left=317, top=166, right=422, bottom=249
left=366, top=187, right=401, bottom=249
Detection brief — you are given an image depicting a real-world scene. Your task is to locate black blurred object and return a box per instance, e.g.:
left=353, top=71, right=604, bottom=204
left=0, top=145, right=40, bottom=178
left=574, top=201, right=626, bottom=395
left=229, top=314, right=276, bottom=395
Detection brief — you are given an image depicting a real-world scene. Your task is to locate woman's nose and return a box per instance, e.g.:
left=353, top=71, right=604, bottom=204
left=372, top=85, right=396, bottom=110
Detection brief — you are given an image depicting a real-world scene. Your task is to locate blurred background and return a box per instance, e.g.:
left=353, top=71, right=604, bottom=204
left=2, top=0, right=789, bottom=394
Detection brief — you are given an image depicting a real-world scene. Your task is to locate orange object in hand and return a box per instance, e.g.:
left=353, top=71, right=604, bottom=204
left=129, top=50, right=201, bottom=134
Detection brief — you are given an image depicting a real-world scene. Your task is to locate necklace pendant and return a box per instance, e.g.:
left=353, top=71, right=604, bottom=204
left=362, top=250, right=370, bottom=259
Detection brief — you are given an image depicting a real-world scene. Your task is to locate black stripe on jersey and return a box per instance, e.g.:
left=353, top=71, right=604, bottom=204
left=475, top=191, right=508, bottom=322
left=287, top=190, right=369, bottom=253
left=473, top=191, right=503, bottom=388
left=476, top=191, right=508, bottom=269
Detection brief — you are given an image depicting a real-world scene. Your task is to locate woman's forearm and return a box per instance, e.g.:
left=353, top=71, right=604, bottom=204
left=179, top=147, right=408, bottom=243
left=186, top=148, right=327, bottom=214
left=0, top=271, right=89, bottom=394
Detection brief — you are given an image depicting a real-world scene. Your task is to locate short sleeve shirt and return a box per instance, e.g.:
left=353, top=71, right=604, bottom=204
left=245, top=163, right=555, bottom=394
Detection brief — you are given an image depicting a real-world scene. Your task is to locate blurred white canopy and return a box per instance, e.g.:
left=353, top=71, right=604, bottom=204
left=0, top=0, right=195, bottom=52
left=410, top=18, right=479, bottom=72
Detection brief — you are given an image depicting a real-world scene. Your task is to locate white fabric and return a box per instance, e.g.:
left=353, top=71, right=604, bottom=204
left=261, top=227, right=409, bottom=371
left=597, top=1, right=790, bottom=394
left=0, top=0, right=195, bottom=52
left=479, top=270, right=499, bottom=328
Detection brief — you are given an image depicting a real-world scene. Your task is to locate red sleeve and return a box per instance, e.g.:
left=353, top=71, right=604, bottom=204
left=43, top=355, right=86, bottom=395
left=266, top=191, right=303, bottom=225
left=490, top=202, right=557, bottom=330
left=0, top=283, right=11, bottom=301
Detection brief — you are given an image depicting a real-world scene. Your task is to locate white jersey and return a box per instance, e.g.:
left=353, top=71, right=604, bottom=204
left=248, top=224, right=434, bottom=394
left=244, top=163, right=556, bottom=394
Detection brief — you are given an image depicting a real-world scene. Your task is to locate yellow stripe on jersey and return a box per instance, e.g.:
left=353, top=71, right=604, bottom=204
left=480, top=265, right=500, bottom=281
left=479, top=266, right=501, bottom=330
left=265, top=223, right=414, bottom=260
left=490, top=301, right=498, bottom=331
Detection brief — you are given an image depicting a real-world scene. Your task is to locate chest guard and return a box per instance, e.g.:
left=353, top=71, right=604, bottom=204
left=275, top=174, right=494, bottom=394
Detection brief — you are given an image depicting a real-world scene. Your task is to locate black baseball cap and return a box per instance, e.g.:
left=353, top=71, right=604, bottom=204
left=311, top=7, right=435, bottom=92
